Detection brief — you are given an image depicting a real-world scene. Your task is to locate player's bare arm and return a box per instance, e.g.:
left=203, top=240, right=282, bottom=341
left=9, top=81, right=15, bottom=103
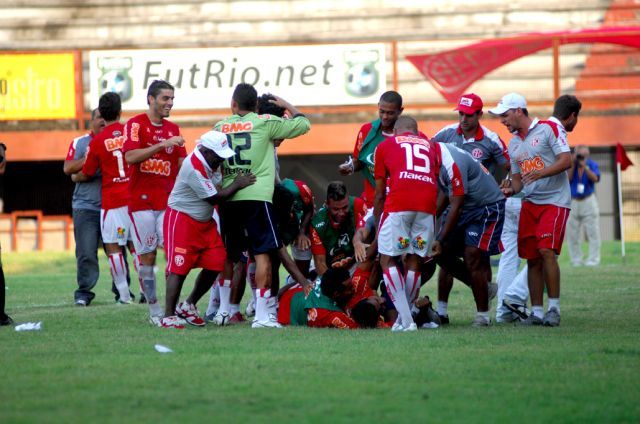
left=501, top=173, right=523, bottom=197
left=295, top=206, right=314, bottom=251
left=521, top=152, right=571, bottom=185
left=313, top=254, right=329, bottom=276
left=372, top=178, right=387, bottom=227
left=268, top=95, right=302, bottom=117
left=204, top=172, right=256, bottom=206
left=124, top=136, right=185, bottom=164
left=63, top=158, right=85, bottom=175
left=433, top=195, right=464, bottom=255
left=277, top=246, right=310, bottom=289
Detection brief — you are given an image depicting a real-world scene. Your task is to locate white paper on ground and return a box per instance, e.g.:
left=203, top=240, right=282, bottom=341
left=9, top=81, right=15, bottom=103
left=15, top=322, right=42, bottom=331
left=154, top=344, right=173, bottom=353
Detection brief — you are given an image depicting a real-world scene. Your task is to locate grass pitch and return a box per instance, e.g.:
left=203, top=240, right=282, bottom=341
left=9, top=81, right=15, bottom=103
left=1, top=242, right=639, bottom=423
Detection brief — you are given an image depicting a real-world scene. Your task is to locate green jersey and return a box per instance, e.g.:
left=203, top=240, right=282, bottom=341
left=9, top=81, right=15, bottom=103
left=288, top=290, right=308, bottom=326
left=214, top=112, right=311, bottom=202
left=303, top=281, right=342, bottom=312
left=311, top=196, right=358, bottom=270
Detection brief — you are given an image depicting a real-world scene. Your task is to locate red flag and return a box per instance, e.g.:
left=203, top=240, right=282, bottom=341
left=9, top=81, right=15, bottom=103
left=616, top=143, right=633, bottom=171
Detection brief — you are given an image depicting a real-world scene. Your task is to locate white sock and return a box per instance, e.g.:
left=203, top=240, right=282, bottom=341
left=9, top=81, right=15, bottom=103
left=218, top=279, right=231, bottom=314
left=548, top=298, right=560, bottom=313
left=405, top=270, right=421, bottom=304
left=229, top=304, right=240, bottom=315
left=532, top=306, right=544, bottom=319
left=255, top=288, right=270, bottom=322
left=437, top=301, right=448, bottom=317
left=108, top=252, right=131, bottom=302
left=383, top=266, right=414, bottom=326
left=206, top=279, right=220, bottom=316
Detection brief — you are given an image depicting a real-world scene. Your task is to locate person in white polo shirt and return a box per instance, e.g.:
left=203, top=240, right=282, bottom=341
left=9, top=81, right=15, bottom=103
left=490, top=93, right=572, bottom=327
left=160, top=131, right=255, bottom=329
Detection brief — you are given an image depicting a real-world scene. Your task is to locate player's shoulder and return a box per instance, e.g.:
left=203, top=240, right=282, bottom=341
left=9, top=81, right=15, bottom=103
left=162, top=118, right=180, bottom=132
left=434, top=123, right=458, bottom=138
left=537, top=119, right=560, bottom=137
left=126, top=113, right=147, bottom=125
left=359, top=121, right=375, bottom=135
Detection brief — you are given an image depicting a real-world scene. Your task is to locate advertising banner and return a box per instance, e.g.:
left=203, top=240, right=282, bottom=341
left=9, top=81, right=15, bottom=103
left=0, top=53, right=77, bottom=120
left=89, top=44, right=386, bottom=109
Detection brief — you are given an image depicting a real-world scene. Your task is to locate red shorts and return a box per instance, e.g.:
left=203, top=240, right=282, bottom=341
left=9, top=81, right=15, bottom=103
left=518, top=202, right=570, bottom=259
left=307, top=308, right=358, bottom=329
left=277, top=286, right=303, bottom=325
left=163, top=207, right=226, bottom=276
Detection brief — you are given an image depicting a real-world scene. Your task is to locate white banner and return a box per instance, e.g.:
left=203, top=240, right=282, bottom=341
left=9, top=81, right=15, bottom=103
left=89, top=44, right=386, bottom=110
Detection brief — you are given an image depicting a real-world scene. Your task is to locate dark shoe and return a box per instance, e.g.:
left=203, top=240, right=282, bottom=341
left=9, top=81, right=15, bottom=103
left=518, top=314, right=543, bottom=326
left=543, top=308, right=561, bottom=327
left=503, top=299, right=529, bottom=321
left=0, top=314, right=13, bottom=326
left=139, top=292, right=147, bottom=304
left=438, top=314, right=450, bottom=325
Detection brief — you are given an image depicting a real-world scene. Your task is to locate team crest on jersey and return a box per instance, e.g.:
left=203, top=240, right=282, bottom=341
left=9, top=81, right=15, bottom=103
left=174, top=254, right=185, bottom=267
left=146, top=235, right=157, bottom=248
left=165, top=146, right=174, bottom=154
left=412, top=236, right=425, bottom=250
left=116, top=227, right=125, bottom=239
left=472, top=148, right=483, bottom=159
left=531, top=137, right=540, bottom=147
left=397, top=237, right=409, bottom=250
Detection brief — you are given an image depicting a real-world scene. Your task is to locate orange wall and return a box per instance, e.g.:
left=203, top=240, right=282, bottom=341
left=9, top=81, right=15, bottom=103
left=1, top=114, right=638, bottom=161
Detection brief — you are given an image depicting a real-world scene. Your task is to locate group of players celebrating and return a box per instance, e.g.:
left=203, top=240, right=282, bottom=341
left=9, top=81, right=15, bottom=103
left=74, top=78, right=581, bottom=330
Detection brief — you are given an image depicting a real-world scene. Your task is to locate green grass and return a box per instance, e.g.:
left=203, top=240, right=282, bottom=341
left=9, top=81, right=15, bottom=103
left=1, top=242, right=640, bottom=423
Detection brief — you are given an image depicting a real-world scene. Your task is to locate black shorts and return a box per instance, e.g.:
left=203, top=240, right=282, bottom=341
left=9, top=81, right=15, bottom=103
left=220, top=200, right=282, bottom=262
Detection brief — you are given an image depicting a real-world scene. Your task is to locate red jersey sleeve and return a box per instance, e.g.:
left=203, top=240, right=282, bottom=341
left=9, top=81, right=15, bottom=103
left=310, top=227, right=326, bottom=256
left=353, top=197, right=368, bottom=224
left=373, top=141, right=387, bottom=181
left=122, top=119, right=142, bottom=154
left=66, top=140, right=77, bottom=161
left=294, top=180, right=314, bottom=207
left=353, top=123, right=372, bottom=158
left=82, top=140, right=101, bottom=177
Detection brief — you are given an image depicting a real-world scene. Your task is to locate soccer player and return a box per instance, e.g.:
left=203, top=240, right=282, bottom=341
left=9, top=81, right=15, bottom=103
left=75, top=93, right=135, bottom=303
left=433, top=143, right=506, bottom=326
left=278, top=178, right=315, bottom=277
left=338, top=91, right=404, bottom=208
left=310, top=181, right=368, bottom=276
left=490, top=93, right=572, bottom=327
left=123, top=80, right=187, bottom=324
left=215, top=83, right=310, bottom=328
left=373, top=116, right=441, bottom=332
left=0, top=143, right=11, bottom=326
left=161, top=131, right=255, bottom=329
left=63, top=109, right=105, bottom=306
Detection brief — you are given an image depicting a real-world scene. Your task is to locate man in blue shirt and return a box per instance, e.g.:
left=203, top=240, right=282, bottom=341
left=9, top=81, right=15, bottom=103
left=566, top=145, right=601, bottom=266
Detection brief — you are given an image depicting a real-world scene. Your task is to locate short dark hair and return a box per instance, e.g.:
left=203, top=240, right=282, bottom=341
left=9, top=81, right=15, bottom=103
left=233, top=83, right=258, bottom=111
left=98, top=92, right=121, bottom=122
left=379, top=91, right=403, bottom=108
left=326, top=181, right=347, bottom=202
left=320, top=268, right=351, bottom=299
left=520, top=108, right=529, bottom=117
left=553, top=94, right=582, bottom=121
left=352, top=299, right=378, bottom=328
left=258, top=93, right=285, bottom=117
left=147, top=80, right=174, bottom=105
left=394, top=115, right=418, bottom=134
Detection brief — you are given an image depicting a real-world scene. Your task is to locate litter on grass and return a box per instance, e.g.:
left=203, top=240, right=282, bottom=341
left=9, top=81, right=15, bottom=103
left=15, top=322, right=42, bottom=331
left=154, top=344, right=173, bottom=353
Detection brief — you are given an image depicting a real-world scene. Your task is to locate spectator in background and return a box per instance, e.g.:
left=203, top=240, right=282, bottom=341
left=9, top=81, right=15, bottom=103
left=567, top=145, right=601, bottom=266
left=0, top=142, right=11, bottom=325
left=63, top=109, right=105, bottom=306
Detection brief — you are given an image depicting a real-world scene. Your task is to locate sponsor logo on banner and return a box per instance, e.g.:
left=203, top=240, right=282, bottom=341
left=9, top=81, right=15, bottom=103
left=89, top=44, right=386, bottom=109
left=0, top=53, right=77, bottom=120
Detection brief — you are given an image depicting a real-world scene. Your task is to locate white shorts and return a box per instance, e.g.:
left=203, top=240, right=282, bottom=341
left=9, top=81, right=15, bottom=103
left=378, top=211, right=435, bottom=258
left=291, top=243, right=312, bottom=261
left=129, top=209, right=165, bottom=255
left=101, top=206, right=130, bottom=246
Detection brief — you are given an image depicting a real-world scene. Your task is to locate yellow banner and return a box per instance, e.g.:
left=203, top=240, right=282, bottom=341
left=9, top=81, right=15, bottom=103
left=0, top=53, right=77, bottom=120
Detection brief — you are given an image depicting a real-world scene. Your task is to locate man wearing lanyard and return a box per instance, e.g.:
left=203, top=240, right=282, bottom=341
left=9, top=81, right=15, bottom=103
left=567, top=145, right=601, bottom=266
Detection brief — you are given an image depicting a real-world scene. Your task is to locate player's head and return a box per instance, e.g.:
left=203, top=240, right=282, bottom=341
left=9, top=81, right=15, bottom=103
left=455, top=93, right=483, bottom=133
left=232, top=83, right=258, bottom=113
left=394, top=115, right=418, bottom=135
left=553, top=94, right=582, bottom=133
left=273, top=183, right=295, bottom=227
left=321, top=268, right=353, bottom=303
left=197, top=130, right=235, bottom=168
left=146, top=80, right=175, bottom=119
left=258, top=93, right=286, bottom=117
left=90, top=108, right=105, bottom=135
left=489, top=93, right=529, bottom=133
left=352, top=296, right=384, bottom=328
left=98, top=92, right=121, bottom=123
left=326, top=181, right=349, bottom=225
left=378, top=91, right=403, bottom=131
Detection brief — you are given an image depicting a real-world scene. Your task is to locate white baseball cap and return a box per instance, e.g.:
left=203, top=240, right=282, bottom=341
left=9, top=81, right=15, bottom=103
left=488, top=93, right=527, bottom=115
left=197, top=130, right=235, bottom=159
